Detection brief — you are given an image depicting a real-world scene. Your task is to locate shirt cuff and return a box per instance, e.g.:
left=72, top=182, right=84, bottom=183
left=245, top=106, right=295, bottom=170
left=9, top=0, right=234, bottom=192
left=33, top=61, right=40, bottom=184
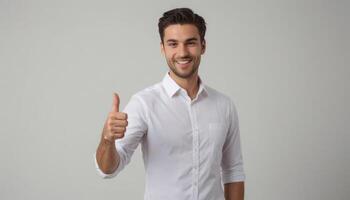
left=222, top=170, right=246, bottom=184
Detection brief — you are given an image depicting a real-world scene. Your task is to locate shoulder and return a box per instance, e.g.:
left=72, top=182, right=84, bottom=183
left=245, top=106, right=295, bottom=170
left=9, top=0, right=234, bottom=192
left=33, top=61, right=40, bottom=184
left=130, top=82, right=163, bottom=105
left=205, top=85, right=234, bottom=105
left=123, top=83, right=162, bottom=120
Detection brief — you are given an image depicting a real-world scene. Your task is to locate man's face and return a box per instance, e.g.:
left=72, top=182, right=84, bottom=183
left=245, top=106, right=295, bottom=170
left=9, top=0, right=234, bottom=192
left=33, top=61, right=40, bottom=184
left=161, top=24, right=206, bottom=79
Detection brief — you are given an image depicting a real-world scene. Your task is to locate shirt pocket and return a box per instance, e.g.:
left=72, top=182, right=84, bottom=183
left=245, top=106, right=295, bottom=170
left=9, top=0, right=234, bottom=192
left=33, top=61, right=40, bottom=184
left=208, top=122, right=227, bottom=156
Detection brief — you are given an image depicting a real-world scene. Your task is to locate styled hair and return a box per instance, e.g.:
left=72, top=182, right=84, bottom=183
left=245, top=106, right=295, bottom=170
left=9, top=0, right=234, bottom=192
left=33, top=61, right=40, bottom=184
left=158, top=8, right=207, bottom=43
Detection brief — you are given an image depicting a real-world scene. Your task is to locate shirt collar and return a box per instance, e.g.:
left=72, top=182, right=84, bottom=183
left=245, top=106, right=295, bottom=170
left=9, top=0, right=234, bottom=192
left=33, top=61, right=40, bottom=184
left=162, top=72, right=208, bottom=98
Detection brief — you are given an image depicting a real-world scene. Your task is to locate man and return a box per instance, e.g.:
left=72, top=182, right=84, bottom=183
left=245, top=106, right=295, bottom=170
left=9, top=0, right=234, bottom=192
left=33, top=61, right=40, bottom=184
left=95, top=8, right=245, bottom=200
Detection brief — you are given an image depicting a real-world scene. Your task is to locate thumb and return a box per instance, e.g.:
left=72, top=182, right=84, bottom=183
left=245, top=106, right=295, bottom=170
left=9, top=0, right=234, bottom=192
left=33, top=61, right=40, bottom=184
left=112, top=93, right=120, bottom=112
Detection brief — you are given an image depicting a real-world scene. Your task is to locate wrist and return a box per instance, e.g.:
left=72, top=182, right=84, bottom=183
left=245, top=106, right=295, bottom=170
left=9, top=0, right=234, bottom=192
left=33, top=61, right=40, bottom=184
left=101, top=135, right=115, bottom=146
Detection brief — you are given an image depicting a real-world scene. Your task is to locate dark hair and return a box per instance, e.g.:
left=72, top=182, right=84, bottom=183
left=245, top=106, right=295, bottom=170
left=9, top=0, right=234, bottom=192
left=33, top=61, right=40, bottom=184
left=158, top=8, right=206, bottom=43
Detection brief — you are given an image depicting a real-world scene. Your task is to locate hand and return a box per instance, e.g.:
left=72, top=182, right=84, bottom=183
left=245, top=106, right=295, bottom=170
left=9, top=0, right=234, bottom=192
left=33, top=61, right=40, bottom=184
left=102, top=93, right=128, bottom=143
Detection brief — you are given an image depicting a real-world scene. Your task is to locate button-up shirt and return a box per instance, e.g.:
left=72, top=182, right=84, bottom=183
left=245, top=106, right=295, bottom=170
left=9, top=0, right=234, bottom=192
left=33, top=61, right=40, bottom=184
left=94, top=72, right=245, bottom=200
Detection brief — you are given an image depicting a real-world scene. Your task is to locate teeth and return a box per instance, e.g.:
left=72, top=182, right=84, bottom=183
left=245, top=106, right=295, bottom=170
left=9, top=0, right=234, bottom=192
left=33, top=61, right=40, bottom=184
left=177, top=60, right=191, bottom=64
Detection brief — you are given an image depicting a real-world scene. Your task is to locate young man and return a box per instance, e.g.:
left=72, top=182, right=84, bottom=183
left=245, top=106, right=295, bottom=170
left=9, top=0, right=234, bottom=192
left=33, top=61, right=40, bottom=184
left=95, top=8, right=245, bottom=200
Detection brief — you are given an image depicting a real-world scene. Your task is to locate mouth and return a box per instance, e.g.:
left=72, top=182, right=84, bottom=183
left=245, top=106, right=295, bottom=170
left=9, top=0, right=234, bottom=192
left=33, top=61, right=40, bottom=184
left=175, top=59, right=192, bottom=68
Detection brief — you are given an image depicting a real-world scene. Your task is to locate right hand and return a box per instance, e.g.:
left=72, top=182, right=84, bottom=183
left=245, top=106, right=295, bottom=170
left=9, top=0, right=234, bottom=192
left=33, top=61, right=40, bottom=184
left=102, top=93, right=128, bottom=143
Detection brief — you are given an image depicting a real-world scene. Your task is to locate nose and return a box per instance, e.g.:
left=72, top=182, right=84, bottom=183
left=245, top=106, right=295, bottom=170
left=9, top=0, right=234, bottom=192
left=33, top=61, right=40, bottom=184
left=177, top=43, right=189, bottom=58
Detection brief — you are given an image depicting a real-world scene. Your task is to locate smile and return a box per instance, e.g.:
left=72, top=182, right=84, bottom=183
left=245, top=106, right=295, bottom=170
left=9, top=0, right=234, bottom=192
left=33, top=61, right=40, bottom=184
left=176, top=60, right=192, bottom=64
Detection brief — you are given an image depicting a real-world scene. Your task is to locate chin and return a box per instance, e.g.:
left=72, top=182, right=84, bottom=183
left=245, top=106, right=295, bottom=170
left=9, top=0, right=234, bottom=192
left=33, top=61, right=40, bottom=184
left=177, top=71, right=196, bottom=79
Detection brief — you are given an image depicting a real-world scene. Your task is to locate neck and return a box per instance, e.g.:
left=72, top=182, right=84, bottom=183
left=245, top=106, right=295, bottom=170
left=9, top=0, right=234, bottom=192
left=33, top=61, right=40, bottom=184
left=169, top=71, right=199, bottom=100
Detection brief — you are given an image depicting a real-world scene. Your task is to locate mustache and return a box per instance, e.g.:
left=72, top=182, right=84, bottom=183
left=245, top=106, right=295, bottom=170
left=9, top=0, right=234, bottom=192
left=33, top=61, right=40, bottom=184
left=175, top=56, right=192, bottom=60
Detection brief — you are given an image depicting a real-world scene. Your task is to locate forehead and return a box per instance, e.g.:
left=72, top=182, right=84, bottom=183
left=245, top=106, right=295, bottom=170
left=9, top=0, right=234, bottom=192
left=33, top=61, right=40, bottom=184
left=163, top=24, right=200, bottom=41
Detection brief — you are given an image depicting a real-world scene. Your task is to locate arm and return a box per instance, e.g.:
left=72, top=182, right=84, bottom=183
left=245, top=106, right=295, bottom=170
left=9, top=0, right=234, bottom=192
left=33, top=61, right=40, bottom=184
left=95, top=93, right=127, bottom=175
left=221, top=99, right=246, bottom=197
left=94, top=93, right=147, bottom=178
left=224, top=181, right=244, bottom=200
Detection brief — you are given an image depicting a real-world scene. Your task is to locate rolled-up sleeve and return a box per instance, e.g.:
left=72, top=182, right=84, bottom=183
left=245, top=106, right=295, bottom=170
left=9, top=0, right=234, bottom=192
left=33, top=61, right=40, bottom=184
left=221, top=99, right=246, bottom=184
left=94, top=94, right=148, bottom=179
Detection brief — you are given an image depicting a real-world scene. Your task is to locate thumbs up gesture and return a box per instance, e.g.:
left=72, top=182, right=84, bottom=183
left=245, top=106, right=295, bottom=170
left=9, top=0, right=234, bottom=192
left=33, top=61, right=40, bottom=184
left=102, top=93, right=128, bottom=143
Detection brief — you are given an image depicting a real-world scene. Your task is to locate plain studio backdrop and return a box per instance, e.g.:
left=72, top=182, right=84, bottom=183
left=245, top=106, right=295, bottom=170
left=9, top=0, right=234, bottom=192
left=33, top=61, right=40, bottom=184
left=1, top=0, right=349, bottom=199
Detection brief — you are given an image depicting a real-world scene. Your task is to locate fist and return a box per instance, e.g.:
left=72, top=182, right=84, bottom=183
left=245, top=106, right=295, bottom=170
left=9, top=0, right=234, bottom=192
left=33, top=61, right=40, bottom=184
left=102, top=93, right=128, bottom=143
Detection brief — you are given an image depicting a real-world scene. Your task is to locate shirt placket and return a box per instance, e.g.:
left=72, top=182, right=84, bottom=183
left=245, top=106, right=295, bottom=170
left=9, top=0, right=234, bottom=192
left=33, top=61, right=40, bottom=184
left=188, top=101, right=199, bottom=200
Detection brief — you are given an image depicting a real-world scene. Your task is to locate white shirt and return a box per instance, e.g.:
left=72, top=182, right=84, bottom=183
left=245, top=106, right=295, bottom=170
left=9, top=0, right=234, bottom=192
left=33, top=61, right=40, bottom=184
left=94, top=72, right=245, bottom=200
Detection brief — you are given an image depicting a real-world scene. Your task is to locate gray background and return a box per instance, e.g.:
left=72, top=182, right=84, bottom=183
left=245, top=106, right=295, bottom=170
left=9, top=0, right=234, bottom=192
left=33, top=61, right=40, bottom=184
left=1, top=0, right=349, bottom=199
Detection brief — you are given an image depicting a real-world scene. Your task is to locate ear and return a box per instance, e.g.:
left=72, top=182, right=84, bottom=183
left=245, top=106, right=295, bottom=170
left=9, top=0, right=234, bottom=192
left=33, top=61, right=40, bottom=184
left=201, top=39, right=206, bottom=54
left=160, top=42, right=165, bottom=55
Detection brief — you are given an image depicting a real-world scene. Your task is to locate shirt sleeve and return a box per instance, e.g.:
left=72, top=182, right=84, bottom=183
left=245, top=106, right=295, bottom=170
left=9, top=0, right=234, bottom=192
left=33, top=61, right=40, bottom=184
left=94, top=94, right=148, bottom=178
left=221, top=99, right=246, bottom=184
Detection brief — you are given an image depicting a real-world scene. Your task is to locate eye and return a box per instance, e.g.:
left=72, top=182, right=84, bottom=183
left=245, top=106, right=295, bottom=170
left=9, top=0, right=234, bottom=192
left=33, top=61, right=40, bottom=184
left=168, top=43, right=177, bottom=47
left=187, top=42, right=196, bottom=46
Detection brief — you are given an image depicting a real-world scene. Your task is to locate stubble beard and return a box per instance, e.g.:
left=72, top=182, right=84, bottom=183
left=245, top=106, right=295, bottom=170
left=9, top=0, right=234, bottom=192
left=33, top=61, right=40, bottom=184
left=167, top=58, right=200, bottom=79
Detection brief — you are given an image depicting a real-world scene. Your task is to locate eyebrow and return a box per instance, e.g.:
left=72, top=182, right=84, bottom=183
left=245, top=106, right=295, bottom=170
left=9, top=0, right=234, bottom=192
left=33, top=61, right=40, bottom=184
left=166, top=37, right=198, bottom=43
